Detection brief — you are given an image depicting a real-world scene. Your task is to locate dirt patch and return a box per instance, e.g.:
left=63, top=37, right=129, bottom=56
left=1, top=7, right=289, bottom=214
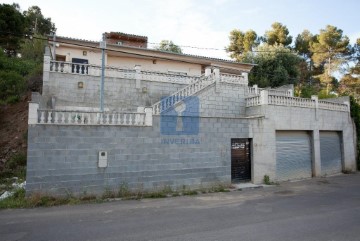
left=0, top=92, right=30, bottom=170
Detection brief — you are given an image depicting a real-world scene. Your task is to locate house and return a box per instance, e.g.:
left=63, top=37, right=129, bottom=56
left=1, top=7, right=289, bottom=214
left=26, top=32, right=357, bottom=196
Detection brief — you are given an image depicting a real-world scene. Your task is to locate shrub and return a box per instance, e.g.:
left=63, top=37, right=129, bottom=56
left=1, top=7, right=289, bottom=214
left=0, top=70, right=26, bottom=103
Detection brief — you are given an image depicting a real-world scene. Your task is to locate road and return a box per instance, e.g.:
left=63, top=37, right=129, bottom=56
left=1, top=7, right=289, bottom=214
left=1, top=174, right=360, bottom=241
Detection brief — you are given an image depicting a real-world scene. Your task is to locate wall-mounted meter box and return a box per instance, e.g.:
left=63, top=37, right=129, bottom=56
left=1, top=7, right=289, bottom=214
left=98, top=151, right=108, bottom=168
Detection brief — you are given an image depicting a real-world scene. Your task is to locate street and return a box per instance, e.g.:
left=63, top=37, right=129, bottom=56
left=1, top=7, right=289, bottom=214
left=1, top=173, right=360, bottom=241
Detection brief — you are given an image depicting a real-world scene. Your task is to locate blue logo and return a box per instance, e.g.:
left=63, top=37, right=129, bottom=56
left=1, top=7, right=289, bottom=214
left=160, top=96, right=199, bottom=135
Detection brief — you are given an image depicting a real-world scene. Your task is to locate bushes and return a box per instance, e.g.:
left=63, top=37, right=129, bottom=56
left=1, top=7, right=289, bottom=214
left=0, top=70, right=26, bottom=104
left=0, top=48, right=42, bottom=104
left=350, top=96, right=360, bottom=170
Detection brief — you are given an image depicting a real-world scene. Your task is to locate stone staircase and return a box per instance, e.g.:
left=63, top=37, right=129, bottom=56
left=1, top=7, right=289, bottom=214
left=152, top=73, right=215, bottom=114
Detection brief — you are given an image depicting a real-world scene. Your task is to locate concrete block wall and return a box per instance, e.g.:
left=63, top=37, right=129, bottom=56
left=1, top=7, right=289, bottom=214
left=26, top=116, right=251, bottom=196
left=248, top=104, right=356, bottom=182
left=43, top=72, right=187, bottom=111
left=197, top=82, right=247, bottom=118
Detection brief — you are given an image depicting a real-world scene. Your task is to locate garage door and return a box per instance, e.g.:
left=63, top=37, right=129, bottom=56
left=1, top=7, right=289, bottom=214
left=276, top=131, right=312, bottom=181
left=320, top=131, right=342, bottom=176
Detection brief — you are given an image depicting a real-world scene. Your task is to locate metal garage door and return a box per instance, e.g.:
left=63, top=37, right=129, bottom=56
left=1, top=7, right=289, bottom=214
left=276, top=131, right=312, bottom=181
left=320, top=131, right=342, bottom=176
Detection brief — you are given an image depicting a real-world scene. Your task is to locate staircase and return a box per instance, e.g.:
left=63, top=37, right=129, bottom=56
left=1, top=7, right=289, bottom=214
left=152, top=73, right=215, bottom=114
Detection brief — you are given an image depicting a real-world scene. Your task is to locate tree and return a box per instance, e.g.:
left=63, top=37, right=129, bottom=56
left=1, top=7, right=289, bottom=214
left=242, top=44, right=301, bottom=87
left=310, top=25, right=350, bottom=90
left=351, top=38, right=360, bottom=75
left=264, top=22, right=292, bottom=47
left=20, top=34, right=47, bottom=62
left=295, top=30, right=316, bottom=59
left=156, top=40, right=182, bottom=54
left=226, top=29, right=258, bottom=61
left=0, top=3, right=25, bottom=56
left=23, top=6, right=55, bottom=35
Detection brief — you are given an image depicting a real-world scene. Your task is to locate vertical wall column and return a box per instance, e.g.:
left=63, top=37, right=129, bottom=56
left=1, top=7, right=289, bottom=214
left=311, top=95, right=319, bottom=120
left=42, top=46, right=51, bottom=95
left=28, top=102, right=39, bottom=125
left=135, top=65, right=141, bottom=89
left=311, top=130, right=321, bottom=177
left=205, top=67, right=212, bottom=77
left=213, top=67, right=220, bottom=93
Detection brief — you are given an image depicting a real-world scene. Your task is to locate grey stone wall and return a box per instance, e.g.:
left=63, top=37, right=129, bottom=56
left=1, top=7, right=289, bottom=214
left=197, top=82, right=247, bottom=118
left=43, top=72, right=187, bottom=111
left=26, top=116, right=251, bottom=196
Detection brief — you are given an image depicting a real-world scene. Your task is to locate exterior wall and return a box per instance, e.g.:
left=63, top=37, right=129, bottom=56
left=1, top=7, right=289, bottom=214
left=54, top=46, right=103, bottom=65
left=26, top=116, right=251, bottom=196
left=43, top=72, right=187, bottom=111
left=107, top=56, right=202, bottom=75
left=54, top=46, right=202, bottom=76
left=197, top=82, right=247, bottom=118
left=247, top=105, right=356, bottom=183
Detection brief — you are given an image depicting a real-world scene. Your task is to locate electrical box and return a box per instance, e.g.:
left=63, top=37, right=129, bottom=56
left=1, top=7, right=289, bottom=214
left=98, top=151, right=108, bottom=168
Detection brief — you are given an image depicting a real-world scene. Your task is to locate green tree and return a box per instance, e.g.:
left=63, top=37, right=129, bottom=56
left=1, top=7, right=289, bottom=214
left=226, top=29, right=258, bottom=61
left=0, top=3, right=25, bottom=56
left=351, top=38, right=360, bottom=75
left=242, top=44, right=301, bottom=87
left=23, top=6, right=56, bottom=35
left=20, top=34, right=47, bottom=62
left=310, top=25, right=351, bottom=91
left=156, top=40, right=182, bottom=54
left=264, top=22, right=292, bottom=47
left=295, top=30, right=316, bottom=59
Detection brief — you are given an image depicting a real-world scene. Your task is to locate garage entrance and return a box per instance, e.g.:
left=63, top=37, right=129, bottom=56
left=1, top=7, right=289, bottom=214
left=276, top=131, right=312, bottom=181
left=320, top=131, right=342, bottom=176
left=231, top=139, right=251, bottom=182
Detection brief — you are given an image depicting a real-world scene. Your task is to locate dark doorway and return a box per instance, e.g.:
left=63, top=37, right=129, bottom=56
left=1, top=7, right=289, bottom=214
left=72, top=58, right=88, bottom=74
left=231, top=138, right=251, bottom=182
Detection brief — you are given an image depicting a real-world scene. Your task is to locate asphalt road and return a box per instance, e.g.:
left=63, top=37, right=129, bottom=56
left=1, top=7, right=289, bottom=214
left=1, top=174, right=360, bottom=241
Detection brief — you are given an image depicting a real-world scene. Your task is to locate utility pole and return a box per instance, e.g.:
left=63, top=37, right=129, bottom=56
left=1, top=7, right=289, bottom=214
left=52, top=31, right=56, bottom=59
left=100, top=34, right=106, bottom=112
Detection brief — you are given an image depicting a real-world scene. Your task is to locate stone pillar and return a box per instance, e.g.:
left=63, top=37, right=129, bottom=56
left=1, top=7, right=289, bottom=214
left=42, top=46, right=51, bottom=95
left=205, top=67, right=212, bottom=77
left=311, top=95, right=318, bottom=120
left=253, top=84, right=258, bottom=95
left=144, top=107, right=153, bottom=126
left=213, top=67, right=220, bottom=93
left=260, top=90, right=269, bottom=105
left=135, top=65, right=141, bottom=89
left=28, top=102, right=39, bottom=125
left=312, top=129, right=321, bottom=177
left=242, top=72, right=249, bottom=85
left=288, top=89, right=294, bottom=97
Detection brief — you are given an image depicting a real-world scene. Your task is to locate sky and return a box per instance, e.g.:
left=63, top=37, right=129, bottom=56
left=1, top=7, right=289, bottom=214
left=3, top=0, right=360, bottom=59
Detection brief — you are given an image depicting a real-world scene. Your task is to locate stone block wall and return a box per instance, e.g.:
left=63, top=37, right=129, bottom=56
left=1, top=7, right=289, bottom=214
left=43, top=72, right=187, bottom=111
left=26, top=116, right=251, bottom=196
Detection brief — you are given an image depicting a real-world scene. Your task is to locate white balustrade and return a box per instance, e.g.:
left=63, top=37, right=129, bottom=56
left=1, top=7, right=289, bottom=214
left=152, top=74, right=215, bottom=114
left=50, top=60, right=199, bottom=84
left=246, top=93, right=349, bottom=112
left=246, top=96, right=261, bottom=107
left=220, top=73, right=248, bottom=85
left=318, top=101, right=349, bottom=112
left=36, top=110, right=147, bottom=126
left=268, top=89, right=293, bottom=97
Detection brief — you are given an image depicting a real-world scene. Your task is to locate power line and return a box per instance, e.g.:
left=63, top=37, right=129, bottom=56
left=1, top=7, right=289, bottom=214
left=0, top=30, right=351, bottom=55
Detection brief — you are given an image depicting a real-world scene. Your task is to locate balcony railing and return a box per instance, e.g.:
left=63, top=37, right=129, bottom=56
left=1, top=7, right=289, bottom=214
left=246, top=90, right=349, bottom=112
left=49, top=60, right=200, bottom=84
left=35, top=109, right=147, bottom=126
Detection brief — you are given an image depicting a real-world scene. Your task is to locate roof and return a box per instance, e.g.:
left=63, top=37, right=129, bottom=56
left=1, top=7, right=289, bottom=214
left=105, top=32, right=148, bottom=41
left=49, top=35, right=255, bottom=72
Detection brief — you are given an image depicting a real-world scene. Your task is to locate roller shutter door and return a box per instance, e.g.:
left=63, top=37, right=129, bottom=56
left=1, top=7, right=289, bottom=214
left=320, top=131, right=342, bottom=176
left=276, top=131, right=312, bottom=181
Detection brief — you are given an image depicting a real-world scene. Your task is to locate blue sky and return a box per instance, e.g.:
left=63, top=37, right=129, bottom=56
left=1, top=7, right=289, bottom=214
left=3, top=0, right=360, bottom=59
